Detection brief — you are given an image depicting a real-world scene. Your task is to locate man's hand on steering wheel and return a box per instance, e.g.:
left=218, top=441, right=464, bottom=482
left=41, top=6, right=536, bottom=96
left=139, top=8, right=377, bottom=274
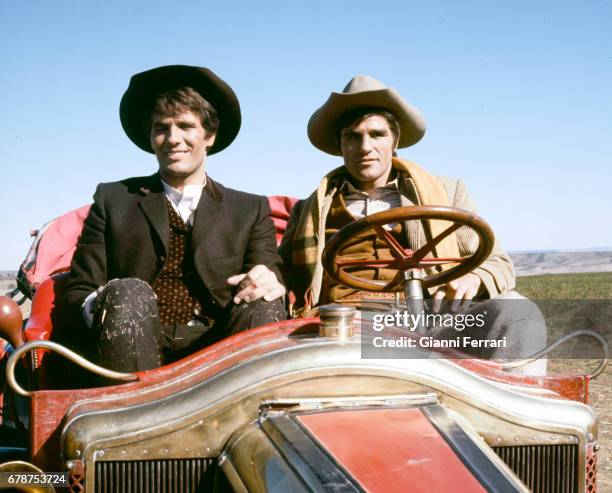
left=432, top=273, right=482, bottom=313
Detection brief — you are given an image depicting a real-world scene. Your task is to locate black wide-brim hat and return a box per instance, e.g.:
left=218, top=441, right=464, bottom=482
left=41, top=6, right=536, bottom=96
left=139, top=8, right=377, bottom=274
left=119, top=65, right=241, bottom=155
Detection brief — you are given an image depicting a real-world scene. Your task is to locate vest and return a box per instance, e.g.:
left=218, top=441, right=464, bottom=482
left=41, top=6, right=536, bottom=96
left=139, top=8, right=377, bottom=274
left=153, top=199, right=215, bottom=326
left=321, top=192, right=407, bottom=303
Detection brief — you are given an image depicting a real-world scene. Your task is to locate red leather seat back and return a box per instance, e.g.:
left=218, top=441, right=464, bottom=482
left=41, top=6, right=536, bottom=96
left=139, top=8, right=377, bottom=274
left=18, top=205, right=91, bottom=298
left=24, top=273, right=70, bottom=343
left=268, top=195, right=298, bottom=245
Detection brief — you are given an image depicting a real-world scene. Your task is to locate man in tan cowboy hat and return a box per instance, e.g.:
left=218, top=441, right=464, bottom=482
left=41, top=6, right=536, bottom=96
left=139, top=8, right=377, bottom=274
left=280, top=75, right=514, bottom=312
left=280, top=75, right=546, bottom=372
left=63, top=65, right=286, bottom=375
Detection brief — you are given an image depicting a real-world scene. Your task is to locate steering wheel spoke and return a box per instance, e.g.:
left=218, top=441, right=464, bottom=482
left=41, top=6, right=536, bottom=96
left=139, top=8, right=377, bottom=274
left=337, top=256, right=422, bottom=270
left=410, top=222, right=464, bottom=262
left=416, top=257, right=465, bottom=266
left=373, top=225, right=412, bottom=261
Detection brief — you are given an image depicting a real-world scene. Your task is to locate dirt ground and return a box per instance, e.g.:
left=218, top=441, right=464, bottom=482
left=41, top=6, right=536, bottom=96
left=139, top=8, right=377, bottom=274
left=1, top=278, right=610, bottom=489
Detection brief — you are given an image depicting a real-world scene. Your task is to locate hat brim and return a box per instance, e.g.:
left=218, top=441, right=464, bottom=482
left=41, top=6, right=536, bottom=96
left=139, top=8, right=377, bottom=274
left=119, top=65, right=241, bottom=155
left=307, top=88, right=426, bottom=155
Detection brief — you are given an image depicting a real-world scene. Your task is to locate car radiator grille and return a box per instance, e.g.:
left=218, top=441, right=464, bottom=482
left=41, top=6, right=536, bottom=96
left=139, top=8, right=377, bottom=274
left=95, top=458, right=214, bottom=493
left=493, top=444, right=579, bottom=493
left=92, top=446, right=582, bottom=493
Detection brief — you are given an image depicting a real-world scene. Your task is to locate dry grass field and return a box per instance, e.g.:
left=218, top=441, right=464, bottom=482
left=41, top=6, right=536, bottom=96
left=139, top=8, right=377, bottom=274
left=1, top=273, right=610, bottom=489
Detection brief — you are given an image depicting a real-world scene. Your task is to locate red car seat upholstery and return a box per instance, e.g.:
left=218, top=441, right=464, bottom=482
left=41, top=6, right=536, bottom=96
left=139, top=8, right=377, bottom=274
left=17, top=205, right=91, bottom=299
left=268, top=195, right=298, bottom=244
left=23, top=273, right=70, bottom=383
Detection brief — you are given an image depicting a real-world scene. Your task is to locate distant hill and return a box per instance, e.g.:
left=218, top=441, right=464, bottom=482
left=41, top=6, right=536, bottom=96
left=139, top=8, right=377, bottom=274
left=510, top=251, right=612, bottom=276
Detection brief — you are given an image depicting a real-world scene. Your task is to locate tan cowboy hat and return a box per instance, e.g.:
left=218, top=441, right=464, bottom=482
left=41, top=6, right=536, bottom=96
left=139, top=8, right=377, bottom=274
left=307, top=75, right=426, bottom=155
left=120, top=65, right=241, bottom=155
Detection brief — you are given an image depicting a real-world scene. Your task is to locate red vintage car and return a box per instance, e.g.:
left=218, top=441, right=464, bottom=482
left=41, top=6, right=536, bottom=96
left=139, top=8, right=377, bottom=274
left=0, top=199, right=604, bottom=493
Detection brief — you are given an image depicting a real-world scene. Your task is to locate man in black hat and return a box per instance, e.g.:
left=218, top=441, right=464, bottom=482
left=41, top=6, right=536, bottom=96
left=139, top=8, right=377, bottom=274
left=62, top=65, right=286, bottom=374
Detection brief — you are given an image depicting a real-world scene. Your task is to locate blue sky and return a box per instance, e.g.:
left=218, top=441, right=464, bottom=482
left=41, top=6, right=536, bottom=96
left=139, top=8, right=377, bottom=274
left=1, top=1, right=611, bottom=269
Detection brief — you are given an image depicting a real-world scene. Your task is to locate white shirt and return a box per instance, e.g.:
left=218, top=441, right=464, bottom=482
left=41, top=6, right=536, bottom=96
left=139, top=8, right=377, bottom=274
left=161, top=178, right=206, bottom=227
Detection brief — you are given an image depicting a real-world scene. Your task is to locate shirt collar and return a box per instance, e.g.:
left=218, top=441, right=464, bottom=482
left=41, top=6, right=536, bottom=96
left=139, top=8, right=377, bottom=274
left=161, top=177, right=207, bottom=209
left=339, top=176, right=399, bottom=196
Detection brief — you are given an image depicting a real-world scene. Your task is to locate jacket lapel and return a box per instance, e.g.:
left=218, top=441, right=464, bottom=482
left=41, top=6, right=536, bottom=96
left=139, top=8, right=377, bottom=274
left=192, top=176, right=224, bottom=253
left=137, top=173, right=170, bottom=254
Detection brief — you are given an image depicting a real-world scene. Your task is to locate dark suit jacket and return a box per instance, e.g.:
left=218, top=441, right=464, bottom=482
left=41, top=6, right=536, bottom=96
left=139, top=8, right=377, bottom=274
left=62, top=173, right=283, bottom=321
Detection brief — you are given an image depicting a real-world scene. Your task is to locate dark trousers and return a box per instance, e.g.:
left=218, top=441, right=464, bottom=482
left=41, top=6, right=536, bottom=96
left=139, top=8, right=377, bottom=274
left=90, top=278, right=286, bottom=374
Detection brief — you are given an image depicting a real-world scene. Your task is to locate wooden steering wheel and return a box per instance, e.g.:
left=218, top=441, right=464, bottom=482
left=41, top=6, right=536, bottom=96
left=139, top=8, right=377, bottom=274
left=321, top=206, right=495, bottom=292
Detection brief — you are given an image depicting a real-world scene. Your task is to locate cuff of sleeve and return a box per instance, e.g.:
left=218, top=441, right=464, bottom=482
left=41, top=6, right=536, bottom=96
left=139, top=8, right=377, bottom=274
left=472, top=266, right=500, bottom=298
left=81, top=291, right=99, bottom=328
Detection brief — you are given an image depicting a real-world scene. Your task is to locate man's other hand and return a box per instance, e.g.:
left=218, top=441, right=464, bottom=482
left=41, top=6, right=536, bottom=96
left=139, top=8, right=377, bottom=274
left=432, top=273, right=482, bottom=312
left=227, top=265, right=286, bottom=304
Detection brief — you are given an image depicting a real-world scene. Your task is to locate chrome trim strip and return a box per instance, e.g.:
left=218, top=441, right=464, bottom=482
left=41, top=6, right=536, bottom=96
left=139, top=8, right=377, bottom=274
left=422, top=404, right=524, bottom=492
left=262, top=414, right=363, bottom=492
left=6, top=341, right=137, bottom=396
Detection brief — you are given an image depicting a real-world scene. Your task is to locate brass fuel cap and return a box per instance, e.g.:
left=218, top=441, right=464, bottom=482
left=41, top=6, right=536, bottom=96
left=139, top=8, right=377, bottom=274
left=318, top=304, right=356, bottom=340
